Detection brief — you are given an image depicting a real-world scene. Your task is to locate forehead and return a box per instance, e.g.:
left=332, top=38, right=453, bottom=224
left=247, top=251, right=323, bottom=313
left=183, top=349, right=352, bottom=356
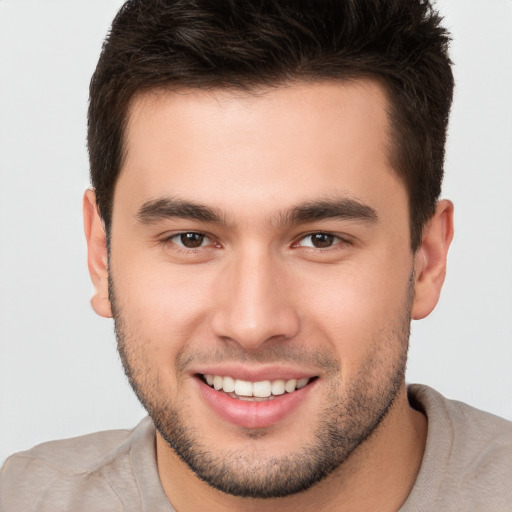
left=124, top=80, right=391, bottom=159
left=117, top=80, right=405, bottom=224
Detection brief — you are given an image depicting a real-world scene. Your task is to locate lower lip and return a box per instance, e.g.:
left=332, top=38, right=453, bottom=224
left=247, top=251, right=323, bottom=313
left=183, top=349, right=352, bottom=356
left=196, top=377, right=315, bottom=429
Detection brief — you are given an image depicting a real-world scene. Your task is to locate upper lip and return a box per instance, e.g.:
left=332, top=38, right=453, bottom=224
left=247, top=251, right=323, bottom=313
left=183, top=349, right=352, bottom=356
left=192, top=364, right=318, bottom=382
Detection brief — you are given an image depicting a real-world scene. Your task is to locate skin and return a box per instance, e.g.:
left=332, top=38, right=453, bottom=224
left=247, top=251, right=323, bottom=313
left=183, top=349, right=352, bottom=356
left=84, top=80, right=453, bottom=511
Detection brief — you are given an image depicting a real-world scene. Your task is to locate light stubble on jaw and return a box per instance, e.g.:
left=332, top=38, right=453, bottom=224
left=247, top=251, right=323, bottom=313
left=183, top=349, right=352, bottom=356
left=108, top=266, right=413, bottom=498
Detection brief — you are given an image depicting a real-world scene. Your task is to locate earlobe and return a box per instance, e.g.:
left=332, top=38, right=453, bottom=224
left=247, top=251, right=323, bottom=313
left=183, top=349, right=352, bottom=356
left=411, top=200, right=454, bottom=320
left=83, top=189, right=112, bottom=318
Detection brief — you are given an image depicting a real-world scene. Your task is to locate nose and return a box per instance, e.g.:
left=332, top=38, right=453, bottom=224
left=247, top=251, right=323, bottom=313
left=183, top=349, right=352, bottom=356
left=210, top=248, right=300, bottom=350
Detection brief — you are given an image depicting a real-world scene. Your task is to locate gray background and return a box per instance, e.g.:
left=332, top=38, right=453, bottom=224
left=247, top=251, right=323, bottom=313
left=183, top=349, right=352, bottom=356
left=1, top=0, right=511, bottom=466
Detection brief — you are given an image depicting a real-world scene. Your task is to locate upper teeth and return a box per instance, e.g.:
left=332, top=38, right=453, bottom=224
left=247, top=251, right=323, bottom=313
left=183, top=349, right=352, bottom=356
left=204, top=375, right=309, bottom=398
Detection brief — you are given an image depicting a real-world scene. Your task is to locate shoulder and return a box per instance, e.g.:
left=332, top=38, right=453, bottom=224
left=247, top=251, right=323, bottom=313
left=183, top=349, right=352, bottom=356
left=409, top=383, right=512, bottom=451
left=0, top=417, right=155, bottom=512
left=405, top=384, right=512, bottom=511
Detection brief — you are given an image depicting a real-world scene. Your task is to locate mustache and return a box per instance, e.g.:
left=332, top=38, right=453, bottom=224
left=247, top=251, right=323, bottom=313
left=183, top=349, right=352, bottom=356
left=175, top=344, right=341, bottom=375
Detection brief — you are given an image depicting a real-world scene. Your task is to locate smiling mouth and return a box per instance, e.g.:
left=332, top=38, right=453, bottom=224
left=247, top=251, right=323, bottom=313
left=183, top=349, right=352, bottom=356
left=200, top=374, right=317, bottom=402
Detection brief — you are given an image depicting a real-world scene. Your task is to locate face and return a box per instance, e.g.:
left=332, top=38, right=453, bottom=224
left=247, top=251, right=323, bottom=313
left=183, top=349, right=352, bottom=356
left=104, top=81, right=419, bottom=497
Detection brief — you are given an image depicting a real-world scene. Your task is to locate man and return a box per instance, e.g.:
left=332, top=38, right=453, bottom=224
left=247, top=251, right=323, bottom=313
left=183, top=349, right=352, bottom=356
left=1, top=0, right=510, bottom=510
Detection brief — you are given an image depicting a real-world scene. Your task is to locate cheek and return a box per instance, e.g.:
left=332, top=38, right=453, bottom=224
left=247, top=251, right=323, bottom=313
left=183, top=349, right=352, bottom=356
left=111, top=252, right=219, bottom=354
left=296, top=252, right=413, bottom=362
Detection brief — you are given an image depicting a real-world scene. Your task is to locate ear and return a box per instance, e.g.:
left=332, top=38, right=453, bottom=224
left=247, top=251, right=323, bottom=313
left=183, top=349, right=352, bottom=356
left=411, top=199, right=454, bottom=320
left=83, top=189, right=112, bottom=318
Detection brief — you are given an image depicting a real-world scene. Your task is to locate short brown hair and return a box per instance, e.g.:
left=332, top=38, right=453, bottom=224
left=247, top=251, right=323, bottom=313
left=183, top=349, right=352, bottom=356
left=88, top=0, right=454, bottom=250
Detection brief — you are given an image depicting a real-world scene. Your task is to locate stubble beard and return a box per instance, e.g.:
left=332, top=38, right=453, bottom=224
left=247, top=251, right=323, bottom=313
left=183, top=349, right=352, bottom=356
left=109, top=273, right=412, bottom=499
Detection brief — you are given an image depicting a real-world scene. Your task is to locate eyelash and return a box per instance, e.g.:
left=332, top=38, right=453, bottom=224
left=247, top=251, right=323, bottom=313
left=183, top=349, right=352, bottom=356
left=292, top=232, right=348, bottom=250
left=162, top=232, right=219, bottom=251
left=161, top=231, right=350, bottom=252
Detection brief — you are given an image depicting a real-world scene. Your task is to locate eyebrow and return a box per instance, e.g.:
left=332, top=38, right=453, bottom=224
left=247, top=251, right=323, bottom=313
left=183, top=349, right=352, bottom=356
left=136, top=198, right=226, bottom=224
left=282, top=198, right=378, bottom=226
left=136, top=196, right=378, bottom=227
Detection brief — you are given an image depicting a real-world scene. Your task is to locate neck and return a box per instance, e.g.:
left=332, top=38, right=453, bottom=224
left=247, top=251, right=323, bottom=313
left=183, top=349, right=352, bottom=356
left=156, top=384, right=427, bottom=512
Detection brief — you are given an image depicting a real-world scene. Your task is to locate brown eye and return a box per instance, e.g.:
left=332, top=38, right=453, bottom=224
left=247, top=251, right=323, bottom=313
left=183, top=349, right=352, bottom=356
left=310, top=233, right=335, bottom=248
left=295, top=232, right=342, bottom=249
left=173, top=232, right=207, bottom=248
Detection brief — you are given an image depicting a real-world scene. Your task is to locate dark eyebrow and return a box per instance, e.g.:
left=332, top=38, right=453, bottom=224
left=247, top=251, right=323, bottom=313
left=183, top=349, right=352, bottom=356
left=136, top=197, right=225, bottom=224
left=282, top=198, right=378, bottom=225
left=136, top=196, right=377, bottom=227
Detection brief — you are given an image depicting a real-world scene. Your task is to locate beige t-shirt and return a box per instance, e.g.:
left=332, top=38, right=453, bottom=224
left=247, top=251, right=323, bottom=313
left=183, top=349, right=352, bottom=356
left=1, top=385, right=511, bottom=511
